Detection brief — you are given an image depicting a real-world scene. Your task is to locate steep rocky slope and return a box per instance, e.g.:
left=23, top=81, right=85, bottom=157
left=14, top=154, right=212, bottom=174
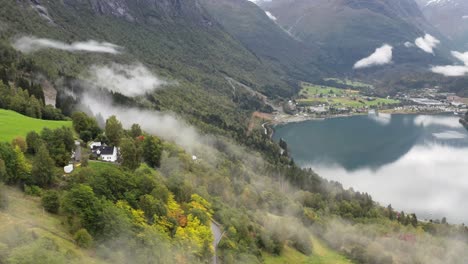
left=258, top=0, right=452, bottom=72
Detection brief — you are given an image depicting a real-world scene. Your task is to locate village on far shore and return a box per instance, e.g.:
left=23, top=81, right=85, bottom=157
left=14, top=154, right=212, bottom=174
left=246, top=79, right=468, bottom=136
left=276, top=81, right=468, bottom=124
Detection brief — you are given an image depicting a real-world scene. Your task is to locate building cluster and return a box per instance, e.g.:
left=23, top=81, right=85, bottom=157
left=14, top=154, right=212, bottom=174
left=89, top=142, right=119, bottom=163
left=64, top=141, right=119, bottom=174
left=395, top=88, right=468, bottom=114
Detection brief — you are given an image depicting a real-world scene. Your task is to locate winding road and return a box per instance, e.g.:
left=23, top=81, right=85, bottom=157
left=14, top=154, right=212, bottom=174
left=210, top=220, right=224, bottom=264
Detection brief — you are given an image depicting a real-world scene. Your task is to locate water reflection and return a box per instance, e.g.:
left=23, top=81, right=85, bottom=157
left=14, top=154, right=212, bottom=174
left=273, top=114, right=468, bottom=222
left=311, top=144, right=468, bottom=223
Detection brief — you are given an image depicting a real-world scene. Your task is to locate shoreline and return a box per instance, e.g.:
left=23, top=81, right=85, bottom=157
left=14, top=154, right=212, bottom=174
left=266, top=110, right=460, bottom=138
left=270, top=109, right=457, bottom=126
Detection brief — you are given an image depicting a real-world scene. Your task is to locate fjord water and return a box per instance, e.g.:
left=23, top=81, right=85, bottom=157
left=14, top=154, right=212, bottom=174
left=273, top=114, right=468, bottom=223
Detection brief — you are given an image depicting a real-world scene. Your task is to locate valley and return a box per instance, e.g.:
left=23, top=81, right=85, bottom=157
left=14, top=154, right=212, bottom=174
left=2, top=0, right=468, bottom=263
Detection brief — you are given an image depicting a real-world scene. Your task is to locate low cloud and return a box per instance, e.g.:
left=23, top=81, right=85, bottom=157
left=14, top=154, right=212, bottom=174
left=353, top=44, right=393, bottom=69
left=415, top=34, right=440, bottom=54
left=265, top=11, right=277, bottom=21
left=431, top=51, right=468, bottom=76
left=12, top=36, right=121, bottom=54
left=431, top=65, right=468, bottom=77
left=451, top=51, right=468, bottom=64
left=81, top=92, right=204, bottom=154
left=404, top=41, right=415, bottom=48
left=322, top=218, right=468, bottom=264
left=84, top=63, right=167, bottom=97
left=70, top=63, right=199, bottom=153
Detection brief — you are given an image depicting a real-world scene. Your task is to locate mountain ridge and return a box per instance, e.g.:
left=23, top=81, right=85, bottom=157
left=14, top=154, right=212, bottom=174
left=417, top=0, right=468, bottom=49
left=258, top=0, right=452, bottom=73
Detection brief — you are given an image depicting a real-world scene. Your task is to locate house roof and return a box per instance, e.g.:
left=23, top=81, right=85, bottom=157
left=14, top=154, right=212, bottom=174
left=100, top=146, right=115, bottom=156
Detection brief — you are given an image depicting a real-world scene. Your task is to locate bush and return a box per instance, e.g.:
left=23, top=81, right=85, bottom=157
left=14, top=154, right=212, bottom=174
left=74, top=229, right=93, bottom=248
left=41, top=190, right=60, bottom=214
left=11, top=137, right=27, bottom=153
left=290, top=233, right=312, bottom=255
left=24, top=185, right=42, bottom=197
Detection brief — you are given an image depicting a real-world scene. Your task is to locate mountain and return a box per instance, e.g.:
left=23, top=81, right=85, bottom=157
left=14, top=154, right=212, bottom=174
left=257, top=0, right=452, bottom=72
left=0, top=0, right=300, bottom=142
left=417, top=0, right=468, bottom=49
left=199, top=0, right=328, bottom=82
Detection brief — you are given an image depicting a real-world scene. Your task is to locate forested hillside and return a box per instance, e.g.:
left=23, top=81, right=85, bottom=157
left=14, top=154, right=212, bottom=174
left=1, top=1, right=468, bottom=264
left=0, top=0, right=297, bottom=143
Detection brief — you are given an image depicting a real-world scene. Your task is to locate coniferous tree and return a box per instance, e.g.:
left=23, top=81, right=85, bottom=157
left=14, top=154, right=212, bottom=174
left=105, top=115, right=123, bottom=146
left=143, top=136, right=163, bottom=168
left=32, top=144, right=55, bottom=187
left=26, top=131, right=42, bottom=154
left=410, top=213, right=418, bottom=227
left=120, top=138, right=141, bottom=171
left=130, top=124, right=142, bottom=138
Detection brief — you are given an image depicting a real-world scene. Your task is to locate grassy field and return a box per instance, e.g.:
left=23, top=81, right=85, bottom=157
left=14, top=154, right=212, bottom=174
left=323, top=78, right=373, bottom=89
left=0, top=109, right=72, bottom=142
left=263, top=235, right=353, bottom=264
left=300, top=84, right=359, bottom=97
left=297, top=83, right=399, bottom=109
left=306, top=234, right=353, bottom=264
left=0, top=186, right=105, bottom=263
left=88, top=161, right=117, bottom=173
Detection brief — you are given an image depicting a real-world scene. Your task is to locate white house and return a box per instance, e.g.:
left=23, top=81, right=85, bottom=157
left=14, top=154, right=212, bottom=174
left=89, top=141, right=102, bottom=149
left=97, top=146, right=118, bottom=163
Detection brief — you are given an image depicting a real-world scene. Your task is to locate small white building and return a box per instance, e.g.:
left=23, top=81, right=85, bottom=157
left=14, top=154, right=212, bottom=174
left=89, top=142, right=102, bottom=149
left=97, top=146, right=118, bottom=163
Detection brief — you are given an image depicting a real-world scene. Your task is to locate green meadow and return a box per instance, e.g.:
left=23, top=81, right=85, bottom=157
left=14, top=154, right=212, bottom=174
left=298, top=83, right=399, bottom=108
left=0, top=109, right=72, bottom=142
left=323, top=78, right=374, bottom=89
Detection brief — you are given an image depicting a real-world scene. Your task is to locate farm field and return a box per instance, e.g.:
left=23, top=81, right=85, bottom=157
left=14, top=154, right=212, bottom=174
left=323, top=78, right=373, bottom=89
left=297, top=83, right=399, bottom=109
left=0, top=109, right=72, bottom=142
